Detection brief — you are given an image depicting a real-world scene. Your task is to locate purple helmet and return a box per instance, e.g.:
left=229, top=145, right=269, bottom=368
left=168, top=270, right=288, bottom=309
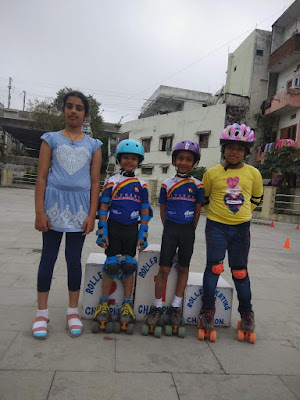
left=172, top=140, right=201, bottom=164
left=220, top=123, right=255, bottom=148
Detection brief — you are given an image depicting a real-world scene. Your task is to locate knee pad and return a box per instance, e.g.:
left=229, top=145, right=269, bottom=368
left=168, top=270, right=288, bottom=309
left=232, top=267, right=247, bottom=281
left=120, top=255, right=137, bottom=278
left=210, top=263, right=224, bottom=275
left=103, top=256, right=121, bottom=278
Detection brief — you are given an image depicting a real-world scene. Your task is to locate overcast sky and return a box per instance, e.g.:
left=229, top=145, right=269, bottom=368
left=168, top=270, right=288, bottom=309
left=0, top=0, right=295, bottom=123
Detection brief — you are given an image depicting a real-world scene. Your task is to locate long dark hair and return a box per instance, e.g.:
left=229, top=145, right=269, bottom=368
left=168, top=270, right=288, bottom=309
left=62, top=91, right=90, bottom=115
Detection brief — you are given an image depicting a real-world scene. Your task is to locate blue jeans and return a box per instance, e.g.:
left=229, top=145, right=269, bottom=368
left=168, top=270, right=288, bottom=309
left=37, top=230, right=85, bottom=292
left=203, top=219, right=252, bottom=312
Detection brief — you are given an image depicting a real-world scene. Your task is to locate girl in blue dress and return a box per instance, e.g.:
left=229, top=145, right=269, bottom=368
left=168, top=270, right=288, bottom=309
left=32, top=91, right=102, bottom=339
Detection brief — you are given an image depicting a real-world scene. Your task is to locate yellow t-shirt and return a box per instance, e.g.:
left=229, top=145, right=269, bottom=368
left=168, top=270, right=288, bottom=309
left=203, top=164, right=263, bottom=225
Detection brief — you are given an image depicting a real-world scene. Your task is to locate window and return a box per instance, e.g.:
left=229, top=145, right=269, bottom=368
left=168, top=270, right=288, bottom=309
left=293, top=75, right=300, bottom=88
left=141, top=165, right=153, bottom=175
left=291, top=114, right=296, bottom=120
left=196, top=130, right=210, bottom=149
left=280, top=124, right=297, bottom=141
left=141, top=137, right=152, bottom=152
left=110, top=138, right=117, bottom=155
left=256, top=49, right=264, bottom=56
left=159, top=135, right=173, bottom=152
left=160, top=165, right=169, bottom=174
left=287, top=80, right=293, bottom=89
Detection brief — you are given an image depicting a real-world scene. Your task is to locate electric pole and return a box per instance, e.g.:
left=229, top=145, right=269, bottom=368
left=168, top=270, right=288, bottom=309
left=22, top=91, right=26, bottom=111
left=7, top=77, right=12, bottom=109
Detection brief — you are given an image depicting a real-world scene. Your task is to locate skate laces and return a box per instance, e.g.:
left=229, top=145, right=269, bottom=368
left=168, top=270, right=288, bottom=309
left=149, top=306, right=162, bottom=318
left=242, top=311, right=252, bottom=324
left=202, top=308, right=214, bottom=322
left=170, top=307, right=181, bottom=319
left=95, top=301, right=109, bottom=317
left=121, top=303, right=134, bottom=317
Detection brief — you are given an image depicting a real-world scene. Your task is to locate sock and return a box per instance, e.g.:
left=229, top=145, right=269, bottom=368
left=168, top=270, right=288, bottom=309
left=154, top=298, right=163, bottom=308
left=67, top=307, right=83, bottom=336
left=172, top=296, right=183, bottom=308
left=36, top=308, right=49, bottom=319
left=101, top=295, right=109, bottom=302
left=123, top=296, right=132, bottom=304
left=33, top=309, right=49, bottom=338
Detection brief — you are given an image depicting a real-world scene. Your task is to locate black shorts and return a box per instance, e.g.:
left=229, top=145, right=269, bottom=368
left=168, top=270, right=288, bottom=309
left=159, top=220, right=195, bottom=268
left=105, top=219, right=138, bottom=258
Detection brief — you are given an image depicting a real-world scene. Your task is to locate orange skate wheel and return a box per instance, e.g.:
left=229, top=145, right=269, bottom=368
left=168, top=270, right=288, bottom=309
left=237, top=321, right=242, bottom=330
left=249, top=332, right=256, bottom=344
left=198, top=328, right=205, bottom=341
left=237, top=330, right=244, bottom=341
left=210, top=330, right=217, bottom=342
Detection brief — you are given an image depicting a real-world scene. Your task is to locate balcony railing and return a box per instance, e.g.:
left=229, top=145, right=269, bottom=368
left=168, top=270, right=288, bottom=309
left=264, top=88, right=300, bottom=115
left=268, top=33, right=300, bottom=71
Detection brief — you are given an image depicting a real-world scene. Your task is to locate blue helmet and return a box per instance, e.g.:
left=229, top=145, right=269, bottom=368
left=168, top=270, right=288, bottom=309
left=115, top=139, right=145, bottom=166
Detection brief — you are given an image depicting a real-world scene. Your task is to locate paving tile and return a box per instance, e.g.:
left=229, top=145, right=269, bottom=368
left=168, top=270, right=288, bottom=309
left=49, top=371, right=178, bottom=400
left=0, top=331, right=18, bottom=359
left=116, top=325, right=223, bottom=374
left=0, top=370, right=54, bottom=400
left=210, top=339, right=300, bottom=375
left=0, top=287, right=37, bottom=306
left=173, top=373, right=297, bottom=400
left=0, top=273, right=22, bottom=287
left=280, top=376, right=300, bottom=400
left=0, top=332, right=115, bottom=371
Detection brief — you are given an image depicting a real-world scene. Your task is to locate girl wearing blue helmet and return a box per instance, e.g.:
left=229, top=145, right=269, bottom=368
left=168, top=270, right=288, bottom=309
left=93, top=139, right=152, bottom=334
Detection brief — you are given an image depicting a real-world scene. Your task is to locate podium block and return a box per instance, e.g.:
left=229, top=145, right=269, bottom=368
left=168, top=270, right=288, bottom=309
left=183, top=272, right=233, bottom=326
left=134, top=245, right=178, bottom=321
left=81, top=253, right=124, bottom=319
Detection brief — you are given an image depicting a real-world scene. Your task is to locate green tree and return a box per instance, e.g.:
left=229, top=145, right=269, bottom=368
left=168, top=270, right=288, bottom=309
left=190, top=166, right=207, bottom=181
left=259, top=146, right=300, bottom=187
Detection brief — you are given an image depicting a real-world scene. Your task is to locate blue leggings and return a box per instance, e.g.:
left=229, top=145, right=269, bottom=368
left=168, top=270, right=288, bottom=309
left=37, top=230, right=85, bottom=292
left=203, top=219, right=252, bottom=312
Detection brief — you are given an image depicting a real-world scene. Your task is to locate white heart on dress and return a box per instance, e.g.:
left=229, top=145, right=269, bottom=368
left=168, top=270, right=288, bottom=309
left=56, top=144, right=90, bottom=175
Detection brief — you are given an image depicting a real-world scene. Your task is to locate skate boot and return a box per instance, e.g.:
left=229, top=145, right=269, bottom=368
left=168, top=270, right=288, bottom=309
left=92, top=300, right=113, bottom=334
left=164, top=306, right=185, bottom=338
left=114, top=302, right=136, bottom=335
left=142, top=306, right=163, bottom=338
left=237, top=311, right=256, bottom=344
left=197, top=307, right=217, bottom=342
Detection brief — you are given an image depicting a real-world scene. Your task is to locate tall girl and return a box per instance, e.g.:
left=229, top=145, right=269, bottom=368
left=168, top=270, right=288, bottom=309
left=33, top=91, right=102, bottom=339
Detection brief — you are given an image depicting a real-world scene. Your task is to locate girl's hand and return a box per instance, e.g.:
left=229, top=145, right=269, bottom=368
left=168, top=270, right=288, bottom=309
left=82, top=215, right=96, bottom=235
left=35, top=213, right=52, bottom=232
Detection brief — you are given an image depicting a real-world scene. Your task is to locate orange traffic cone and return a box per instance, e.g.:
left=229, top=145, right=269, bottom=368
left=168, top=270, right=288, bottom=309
left=283, top=238, right=290, bottom=250
left=270, top=221, right=274, bottom=228
left=297, top=225, right=299, bottom=230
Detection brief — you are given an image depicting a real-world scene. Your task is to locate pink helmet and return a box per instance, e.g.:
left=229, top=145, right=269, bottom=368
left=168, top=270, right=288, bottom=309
left=172, top=140, right=201, bottom=164
left=220, top=123, right=255, bottom=147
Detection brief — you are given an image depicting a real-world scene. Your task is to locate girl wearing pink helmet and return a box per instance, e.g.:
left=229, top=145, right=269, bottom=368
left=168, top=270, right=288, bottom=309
left=199, top=123, right=263, bottom=343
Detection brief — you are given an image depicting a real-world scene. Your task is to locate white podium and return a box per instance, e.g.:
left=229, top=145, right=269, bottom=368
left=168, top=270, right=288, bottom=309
left=183, top=272, right=233, bottom=326
left=81, top=253, right=124, bottom=319
left=134, top=245, right=179, bottom=321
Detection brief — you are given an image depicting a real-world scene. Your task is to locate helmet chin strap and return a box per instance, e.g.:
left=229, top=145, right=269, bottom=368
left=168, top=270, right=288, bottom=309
left=120, top=168, right=135, bottom=177
left=176, top=171, right=190, bottom=178
left=224, top=160, right=242, bottom=171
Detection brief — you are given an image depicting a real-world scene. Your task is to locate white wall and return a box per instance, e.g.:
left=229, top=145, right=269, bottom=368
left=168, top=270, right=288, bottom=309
left=121, top=104, right=226, bottom=188
left=277, top=62, right=300, bottom=93
left=225, top=31, right=256, bottom=97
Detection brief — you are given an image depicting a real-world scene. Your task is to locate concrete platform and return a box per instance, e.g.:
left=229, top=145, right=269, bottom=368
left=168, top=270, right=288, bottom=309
left=1, top=187, right=300, bottom=400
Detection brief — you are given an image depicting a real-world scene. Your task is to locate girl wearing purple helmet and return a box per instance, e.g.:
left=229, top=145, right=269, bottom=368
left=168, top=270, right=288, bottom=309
left=199, top=123, right=263, bottom=343
left=143, top=140, right=204, bottom=337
